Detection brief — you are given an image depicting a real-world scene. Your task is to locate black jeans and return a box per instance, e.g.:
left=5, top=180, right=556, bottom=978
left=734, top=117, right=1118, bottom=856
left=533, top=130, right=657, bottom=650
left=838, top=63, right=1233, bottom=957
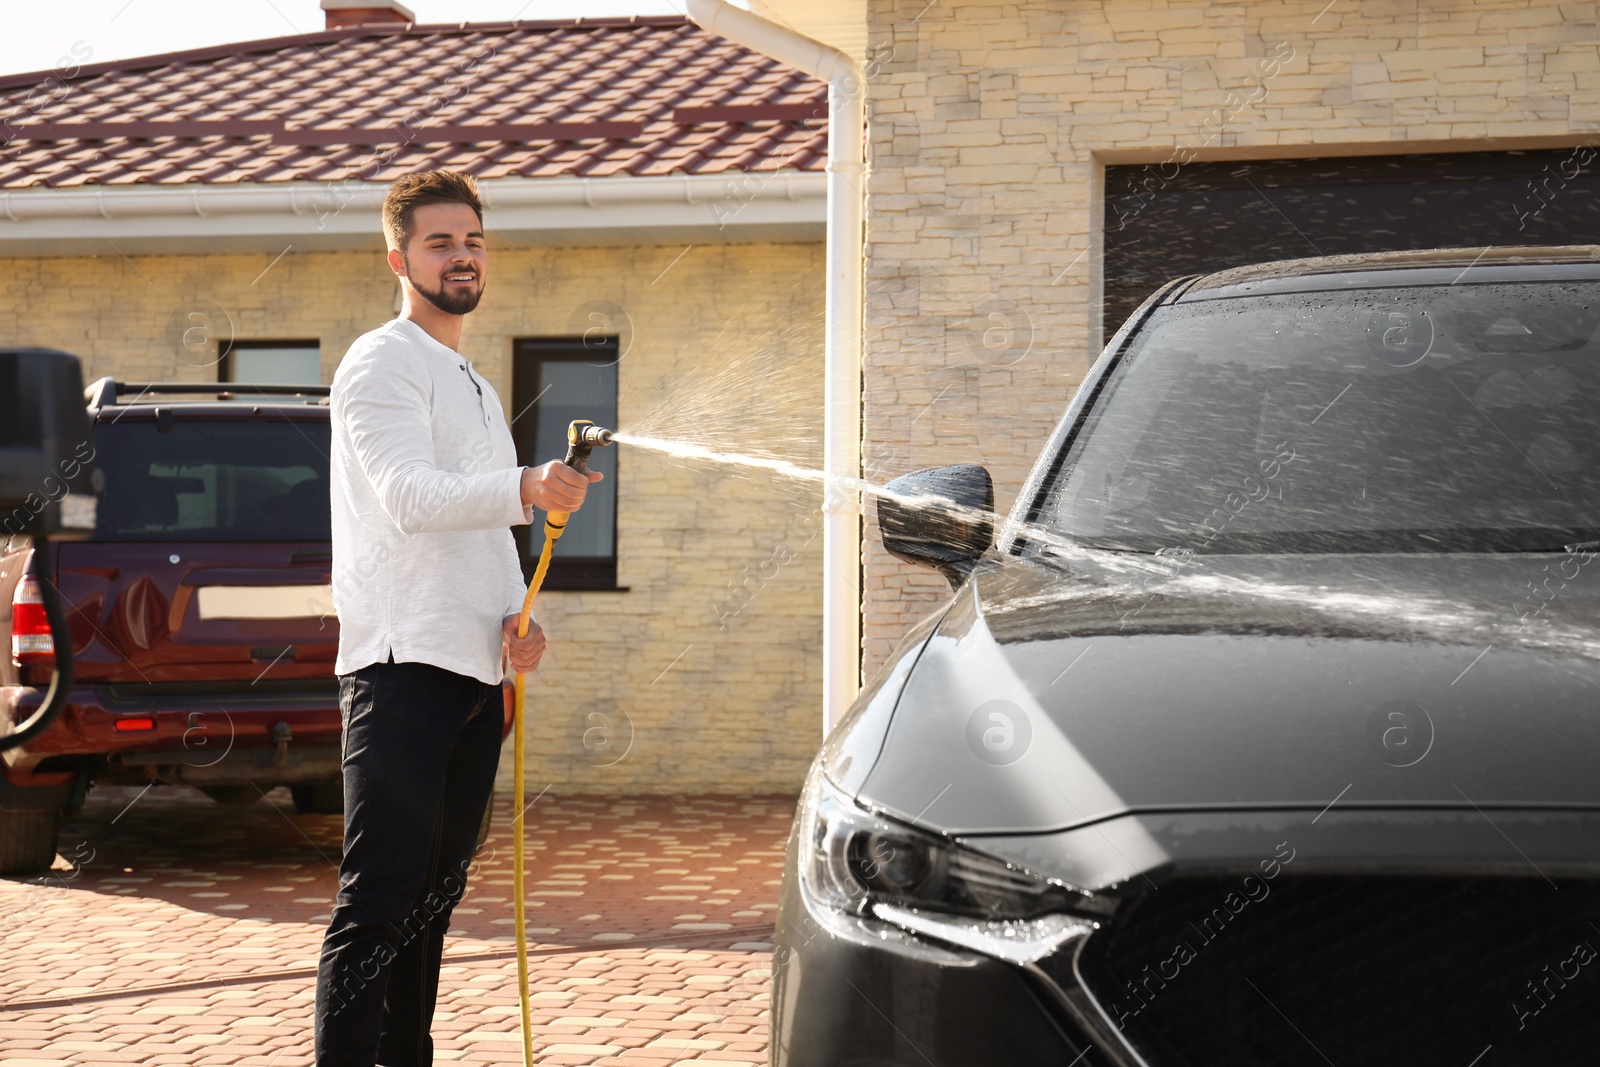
left=314, top=659, right=503, bottom=1067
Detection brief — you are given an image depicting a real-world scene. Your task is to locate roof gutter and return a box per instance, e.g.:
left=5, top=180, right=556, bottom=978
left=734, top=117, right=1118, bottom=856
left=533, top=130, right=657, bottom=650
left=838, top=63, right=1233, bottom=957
left=0, top=172, right=826, bottom=254
left=686, top=0, right=864, bottom=739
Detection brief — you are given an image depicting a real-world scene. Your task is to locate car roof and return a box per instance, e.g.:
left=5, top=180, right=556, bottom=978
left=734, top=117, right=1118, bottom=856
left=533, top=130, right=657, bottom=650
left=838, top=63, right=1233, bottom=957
left=85, top=378, right=330, bottom=420
left=1172, top=245, right=1600, bottom=302
left=95, top=403, right=331, bottom=420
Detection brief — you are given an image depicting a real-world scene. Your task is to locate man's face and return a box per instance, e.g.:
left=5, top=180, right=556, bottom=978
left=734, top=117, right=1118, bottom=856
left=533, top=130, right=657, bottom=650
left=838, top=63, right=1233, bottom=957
left=395, top=202, right=487, bottom=315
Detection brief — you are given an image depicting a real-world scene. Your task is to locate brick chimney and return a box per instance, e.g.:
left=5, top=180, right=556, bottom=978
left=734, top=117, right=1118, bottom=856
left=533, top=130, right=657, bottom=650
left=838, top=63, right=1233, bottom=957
left=321, top=0, right=415, bottom=29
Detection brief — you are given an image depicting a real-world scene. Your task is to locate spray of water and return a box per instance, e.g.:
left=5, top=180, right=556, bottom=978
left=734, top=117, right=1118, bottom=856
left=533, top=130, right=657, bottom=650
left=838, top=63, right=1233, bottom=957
left=611, top=432, right=835, bottom=489
left=624, top=306, right=825, bottom=470
left=609, top=429, right=1600, bottom=662
left=609, top=430, right=1152, bottom=571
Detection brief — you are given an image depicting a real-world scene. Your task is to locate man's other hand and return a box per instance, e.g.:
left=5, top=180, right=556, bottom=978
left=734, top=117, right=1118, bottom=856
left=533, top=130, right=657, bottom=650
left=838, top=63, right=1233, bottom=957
left=502, top=614, right=547, bottom=674
left=520, top=460, right=604, bottom=513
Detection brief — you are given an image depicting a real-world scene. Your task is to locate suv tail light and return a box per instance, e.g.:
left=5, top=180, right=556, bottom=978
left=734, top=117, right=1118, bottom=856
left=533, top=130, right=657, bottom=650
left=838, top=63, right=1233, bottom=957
left=11, top=567, right=55, bottom=666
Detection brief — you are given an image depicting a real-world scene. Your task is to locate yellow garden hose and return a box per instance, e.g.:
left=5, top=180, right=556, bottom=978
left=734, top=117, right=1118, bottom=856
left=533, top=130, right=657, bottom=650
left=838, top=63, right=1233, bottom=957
left=509, top=420, right=612, bottom=1067
left=511, top=507, right=562, bottom=1067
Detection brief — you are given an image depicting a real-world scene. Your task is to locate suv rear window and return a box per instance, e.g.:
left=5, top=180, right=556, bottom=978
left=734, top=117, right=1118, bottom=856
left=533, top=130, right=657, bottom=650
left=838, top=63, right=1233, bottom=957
left=93, top=420, right=331, bottom=542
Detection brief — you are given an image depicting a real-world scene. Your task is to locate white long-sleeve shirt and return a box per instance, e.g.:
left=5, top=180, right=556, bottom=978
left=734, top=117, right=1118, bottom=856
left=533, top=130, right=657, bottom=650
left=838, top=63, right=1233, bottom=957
left=330, top=316, right=532, bottom=685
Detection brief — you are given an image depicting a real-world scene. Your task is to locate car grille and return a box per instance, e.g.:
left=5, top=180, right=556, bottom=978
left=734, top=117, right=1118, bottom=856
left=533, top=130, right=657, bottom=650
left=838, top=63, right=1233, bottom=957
left=1067, top=874, right=1600, bottom=1066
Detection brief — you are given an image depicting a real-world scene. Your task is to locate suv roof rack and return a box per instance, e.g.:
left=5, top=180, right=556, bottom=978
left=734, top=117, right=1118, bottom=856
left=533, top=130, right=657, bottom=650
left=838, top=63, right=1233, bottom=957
left=85, top=377, right=331, bottom=408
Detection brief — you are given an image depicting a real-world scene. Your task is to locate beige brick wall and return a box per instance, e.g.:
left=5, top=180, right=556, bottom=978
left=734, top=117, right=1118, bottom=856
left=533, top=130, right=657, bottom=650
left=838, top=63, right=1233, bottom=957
left=861, top=0, right=1600, bottom=675
left=2, top=239, right=826, bottom=794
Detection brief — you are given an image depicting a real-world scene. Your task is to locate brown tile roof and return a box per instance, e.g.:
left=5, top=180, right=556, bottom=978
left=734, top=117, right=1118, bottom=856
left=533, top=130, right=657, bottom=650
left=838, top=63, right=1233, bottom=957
left=0, top=15, right=828, bottom=189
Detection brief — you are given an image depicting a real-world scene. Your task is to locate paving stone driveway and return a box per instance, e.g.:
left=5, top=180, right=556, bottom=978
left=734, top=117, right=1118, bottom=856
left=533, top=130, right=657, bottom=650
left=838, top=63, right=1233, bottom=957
left=0, top=785, right=797, bottom=1066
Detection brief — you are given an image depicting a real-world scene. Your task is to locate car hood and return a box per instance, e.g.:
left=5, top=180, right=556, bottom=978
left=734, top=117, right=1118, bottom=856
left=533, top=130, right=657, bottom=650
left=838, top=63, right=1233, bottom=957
left=851, top=549, right=1600, bottom=836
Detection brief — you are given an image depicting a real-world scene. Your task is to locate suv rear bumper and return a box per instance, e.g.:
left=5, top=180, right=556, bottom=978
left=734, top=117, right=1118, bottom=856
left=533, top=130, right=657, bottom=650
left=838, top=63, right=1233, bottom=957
left=2, top=681, right=343, bottom=787
left=4, top=677, right=511, bottom=800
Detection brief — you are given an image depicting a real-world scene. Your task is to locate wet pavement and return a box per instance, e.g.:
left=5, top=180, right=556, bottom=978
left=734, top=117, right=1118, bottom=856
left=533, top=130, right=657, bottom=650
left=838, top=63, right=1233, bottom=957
left=0, top=784, right=796, bottom=1065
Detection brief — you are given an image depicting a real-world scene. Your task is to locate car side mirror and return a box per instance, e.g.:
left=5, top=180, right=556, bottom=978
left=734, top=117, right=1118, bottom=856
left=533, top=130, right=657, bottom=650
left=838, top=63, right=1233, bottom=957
left=0, top=348, right=98, bottom=542
left=877, top=464, right=995, bottom=588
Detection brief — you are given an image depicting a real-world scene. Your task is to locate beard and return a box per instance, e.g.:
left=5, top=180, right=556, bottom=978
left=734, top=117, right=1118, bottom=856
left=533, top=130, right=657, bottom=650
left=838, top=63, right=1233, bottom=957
left=407, top=259, right=484, bottom=315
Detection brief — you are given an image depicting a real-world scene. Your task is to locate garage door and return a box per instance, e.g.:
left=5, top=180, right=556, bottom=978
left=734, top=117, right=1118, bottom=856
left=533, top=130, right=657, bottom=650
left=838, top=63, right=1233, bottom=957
left=1103, top=149, right=1600, bottom=333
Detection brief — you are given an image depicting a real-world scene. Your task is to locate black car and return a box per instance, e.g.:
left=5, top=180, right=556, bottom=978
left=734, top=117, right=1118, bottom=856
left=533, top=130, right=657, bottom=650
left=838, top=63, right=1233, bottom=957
left=774, top=247, right=1600, bottom=1066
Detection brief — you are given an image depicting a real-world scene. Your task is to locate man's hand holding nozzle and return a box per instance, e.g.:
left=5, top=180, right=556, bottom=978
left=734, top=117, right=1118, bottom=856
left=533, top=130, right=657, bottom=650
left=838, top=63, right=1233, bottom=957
left=520, top=460, right=603, bottom=513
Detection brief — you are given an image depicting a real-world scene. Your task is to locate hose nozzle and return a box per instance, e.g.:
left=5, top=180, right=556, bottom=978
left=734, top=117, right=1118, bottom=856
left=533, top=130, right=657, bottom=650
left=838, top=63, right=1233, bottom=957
left=564, top=419, right=616, bottom=473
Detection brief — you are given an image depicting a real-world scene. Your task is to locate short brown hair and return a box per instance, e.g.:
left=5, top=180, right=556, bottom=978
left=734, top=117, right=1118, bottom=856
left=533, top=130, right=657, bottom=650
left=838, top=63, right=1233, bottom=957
left=382, top=170, right=484, bottom=252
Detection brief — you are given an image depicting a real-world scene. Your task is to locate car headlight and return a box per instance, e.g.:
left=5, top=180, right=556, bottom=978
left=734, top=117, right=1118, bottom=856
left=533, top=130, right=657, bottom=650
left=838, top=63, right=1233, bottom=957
left=799, top=769, right=1107, bottom=962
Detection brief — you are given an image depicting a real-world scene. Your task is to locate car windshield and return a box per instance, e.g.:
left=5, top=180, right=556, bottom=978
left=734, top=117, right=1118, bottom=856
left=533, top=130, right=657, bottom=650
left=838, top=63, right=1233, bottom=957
left=93, top=419, right=331, bottom=542
left=1039, top=280, right=1600, bottom=553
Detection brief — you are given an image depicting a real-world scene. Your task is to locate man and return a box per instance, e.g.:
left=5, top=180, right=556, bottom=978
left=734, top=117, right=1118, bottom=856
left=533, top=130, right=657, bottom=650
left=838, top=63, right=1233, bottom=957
left=315, top=169, right=601, bottom=1066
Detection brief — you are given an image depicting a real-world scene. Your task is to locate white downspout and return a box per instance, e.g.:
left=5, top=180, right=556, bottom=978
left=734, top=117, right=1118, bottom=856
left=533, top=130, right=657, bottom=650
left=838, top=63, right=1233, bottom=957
left=687, top=0, right=865, bottom=738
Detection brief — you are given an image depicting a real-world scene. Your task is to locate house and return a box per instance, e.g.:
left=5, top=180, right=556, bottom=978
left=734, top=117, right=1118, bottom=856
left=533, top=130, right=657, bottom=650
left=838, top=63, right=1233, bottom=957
left=0, top=1, right=832, bottom=794
left=722, top=0, right=1600, bottom=676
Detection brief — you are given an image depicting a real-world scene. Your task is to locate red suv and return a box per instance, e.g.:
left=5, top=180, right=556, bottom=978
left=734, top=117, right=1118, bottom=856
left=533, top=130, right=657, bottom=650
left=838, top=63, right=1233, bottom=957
left=1, top=380, right=510, bottom=875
